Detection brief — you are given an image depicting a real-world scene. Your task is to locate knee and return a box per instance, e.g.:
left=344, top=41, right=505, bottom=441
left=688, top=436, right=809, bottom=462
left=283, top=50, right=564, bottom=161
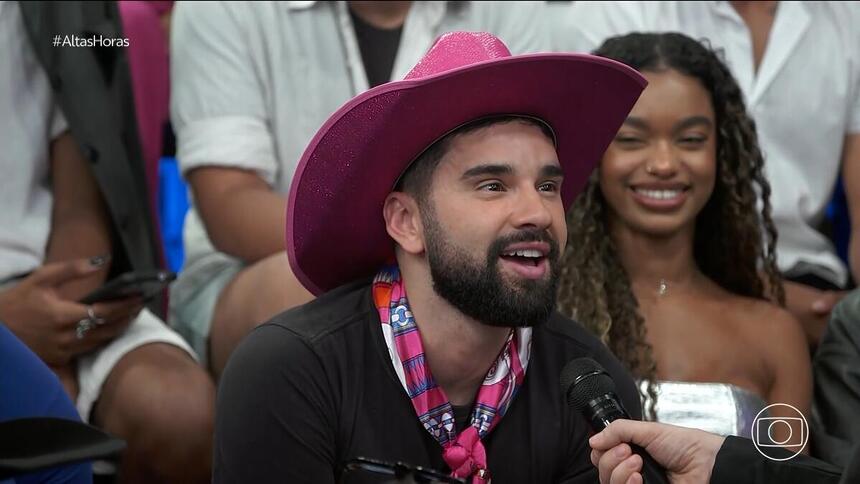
left=102, top=348, right=214, bottom=458
left=142, top=363, right=215, bottom=452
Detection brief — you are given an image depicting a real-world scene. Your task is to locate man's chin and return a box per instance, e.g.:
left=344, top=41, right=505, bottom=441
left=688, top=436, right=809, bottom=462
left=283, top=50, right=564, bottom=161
left=497, top=268, right=554, bottom=292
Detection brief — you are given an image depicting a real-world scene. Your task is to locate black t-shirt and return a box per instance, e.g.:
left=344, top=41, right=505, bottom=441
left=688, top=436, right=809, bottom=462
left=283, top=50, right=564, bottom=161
left=349, top=8, right=403, bottom=87
left=215, top=279, right=642, bottom=483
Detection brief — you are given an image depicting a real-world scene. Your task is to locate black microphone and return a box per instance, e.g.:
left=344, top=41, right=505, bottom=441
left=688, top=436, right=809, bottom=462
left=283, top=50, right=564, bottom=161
left=560, top=357, right=669, bottom=484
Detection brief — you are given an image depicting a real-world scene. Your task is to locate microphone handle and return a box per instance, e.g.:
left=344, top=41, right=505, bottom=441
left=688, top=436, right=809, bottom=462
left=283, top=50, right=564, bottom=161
left=587, top=395, right=669, bottom=484
left=629, top=443, right=670, bottom=484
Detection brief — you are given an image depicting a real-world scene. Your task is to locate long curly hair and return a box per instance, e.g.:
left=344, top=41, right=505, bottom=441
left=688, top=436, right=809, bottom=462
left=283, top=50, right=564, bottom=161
left=556, top=33, right=784, bottom=418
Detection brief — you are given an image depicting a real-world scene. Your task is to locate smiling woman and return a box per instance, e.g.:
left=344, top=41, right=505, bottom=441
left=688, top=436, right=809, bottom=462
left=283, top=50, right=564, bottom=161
left=556, top=32, right=813, bottom=449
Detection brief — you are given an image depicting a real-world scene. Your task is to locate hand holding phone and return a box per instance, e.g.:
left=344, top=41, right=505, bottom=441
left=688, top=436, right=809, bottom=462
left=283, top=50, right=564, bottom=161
left=79, top=270, right=176, bottom=305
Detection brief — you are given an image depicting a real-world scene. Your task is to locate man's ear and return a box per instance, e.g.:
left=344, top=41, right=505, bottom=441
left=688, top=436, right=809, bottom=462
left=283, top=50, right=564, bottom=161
left=383, top=192, right=425, bottom=255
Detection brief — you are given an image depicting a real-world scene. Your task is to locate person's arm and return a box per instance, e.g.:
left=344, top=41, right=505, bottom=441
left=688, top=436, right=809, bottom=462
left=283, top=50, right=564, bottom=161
left=760, top=308, right=813, bottom=453
left=170, top=2, right=283, bottom=263
left=843, top=134, right=860, bottom=283
left=0, top=133, right=145, bottom=368
left=187, top=167, right=286, bottom=263
left=214, top=324, right=337, bottom=483
left=43, top=132, right=112, bottom=299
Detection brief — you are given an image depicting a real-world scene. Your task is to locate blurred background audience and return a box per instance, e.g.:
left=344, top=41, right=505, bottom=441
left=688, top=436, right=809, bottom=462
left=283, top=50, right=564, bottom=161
left=0, top=1, right=212, bottom=482
left=168, top=0, right=552, bottom=379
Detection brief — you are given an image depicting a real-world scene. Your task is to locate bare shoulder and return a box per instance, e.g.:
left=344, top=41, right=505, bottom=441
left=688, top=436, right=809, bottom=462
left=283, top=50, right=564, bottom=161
left=727, top=295, right=805, bottom=348
left=735, top=296, right=809, bottom=366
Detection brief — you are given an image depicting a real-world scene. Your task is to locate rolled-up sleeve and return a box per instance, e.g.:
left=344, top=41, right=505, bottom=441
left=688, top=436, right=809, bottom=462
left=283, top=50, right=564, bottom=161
left=849, top=66, right=860, bottom=134
left=170, top=1, right=278, bottom=185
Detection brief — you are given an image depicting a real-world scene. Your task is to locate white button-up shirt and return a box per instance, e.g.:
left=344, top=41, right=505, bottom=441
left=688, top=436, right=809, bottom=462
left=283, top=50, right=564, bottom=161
left=170, top=1, right=552, bottom=292
left=557, top=1, right=860, bottom=286
left=0, top=1, right=68, bottom=281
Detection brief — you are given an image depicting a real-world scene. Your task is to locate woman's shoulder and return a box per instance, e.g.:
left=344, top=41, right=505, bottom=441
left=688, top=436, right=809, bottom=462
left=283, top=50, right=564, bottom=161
left=721, top=293, right=806, bottom=356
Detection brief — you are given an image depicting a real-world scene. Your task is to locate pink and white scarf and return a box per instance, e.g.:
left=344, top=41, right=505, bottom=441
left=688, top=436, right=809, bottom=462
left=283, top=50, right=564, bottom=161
left=373, top=264, right=532, bottom=483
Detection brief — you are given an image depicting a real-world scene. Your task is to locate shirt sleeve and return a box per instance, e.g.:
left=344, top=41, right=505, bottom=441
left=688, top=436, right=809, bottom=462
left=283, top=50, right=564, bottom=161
left=711, top=436, right=841, bottom=484
left=49, top=101, right=68, bottom=140
left=847, top=8, right=860, bottom=134
left=169, top=1, right=278, bottom=184
left=214, top=324, right=338, bottom=484
left=849, top=62, right=860, bottom=134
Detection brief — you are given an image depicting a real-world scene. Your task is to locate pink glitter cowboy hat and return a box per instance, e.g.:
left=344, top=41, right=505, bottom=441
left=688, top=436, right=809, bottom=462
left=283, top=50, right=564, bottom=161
left=287, top=32, right=646, bottom=295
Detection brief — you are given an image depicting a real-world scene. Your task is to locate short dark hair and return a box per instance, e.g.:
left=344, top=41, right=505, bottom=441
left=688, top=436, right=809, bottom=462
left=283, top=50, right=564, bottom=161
left=395, top=116, right=554, bottom=204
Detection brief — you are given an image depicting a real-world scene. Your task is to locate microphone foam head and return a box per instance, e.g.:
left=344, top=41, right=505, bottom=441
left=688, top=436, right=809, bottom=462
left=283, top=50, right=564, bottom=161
left=559, top=357, right=617, bottom=412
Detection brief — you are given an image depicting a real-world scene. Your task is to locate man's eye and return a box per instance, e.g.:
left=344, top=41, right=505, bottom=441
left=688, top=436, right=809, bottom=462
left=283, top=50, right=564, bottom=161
left=479, top=182, right=504, bottom=192
left=538, top=182, right=559, bottom=192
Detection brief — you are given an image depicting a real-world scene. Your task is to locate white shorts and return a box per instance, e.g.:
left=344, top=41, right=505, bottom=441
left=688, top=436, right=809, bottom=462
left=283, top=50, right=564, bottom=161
left=76, top=307, right=195, bottom=422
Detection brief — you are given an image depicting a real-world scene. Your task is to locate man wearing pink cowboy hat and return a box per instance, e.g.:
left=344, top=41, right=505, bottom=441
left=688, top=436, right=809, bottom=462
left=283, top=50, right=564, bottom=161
left=215, top=32, right=646, bottom=483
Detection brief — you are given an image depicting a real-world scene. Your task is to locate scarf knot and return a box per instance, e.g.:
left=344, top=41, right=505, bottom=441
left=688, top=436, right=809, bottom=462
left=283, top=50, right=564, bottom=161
left=443, top=426, right=489, bottom=482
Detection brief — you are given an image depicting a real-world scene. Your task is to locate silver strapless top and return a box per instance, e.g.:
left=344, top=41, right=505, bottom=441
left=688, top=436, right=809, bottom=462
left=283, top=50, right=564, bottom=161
left=639, top=381, right=769, bottom=438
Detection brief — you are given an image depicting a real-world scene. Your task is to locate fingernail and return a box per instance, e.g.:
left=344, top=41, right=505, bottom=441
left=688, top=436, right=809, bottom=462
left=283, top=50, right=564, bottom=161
left=89, top=254, right=110, bottom=267
left=812, top=300, right=828, bottom=312
left=615, top=445, right=628, bottom=457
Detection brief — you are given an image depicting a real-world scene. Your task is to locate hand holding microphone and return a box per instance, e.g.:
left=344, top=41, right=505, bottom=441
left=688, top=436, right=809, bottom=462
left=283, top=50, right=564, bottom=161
left=560, top=358, right=670, bottom=484
left=588, top=419, right=724, bottom=484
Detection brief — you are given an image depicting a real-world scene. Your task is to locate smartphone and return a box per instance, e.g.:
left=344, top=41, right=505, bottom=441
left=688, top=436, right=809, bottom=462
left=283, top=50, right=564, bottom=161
left=79, top=270, right=176, bottom=305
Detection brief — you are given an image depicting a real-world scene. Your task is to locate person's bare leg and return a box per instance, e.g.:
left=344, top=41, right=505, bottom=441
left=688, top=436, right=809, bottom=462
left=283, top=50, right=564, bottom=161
left=209, top=251, right=314, bottom=380
left=92, top=343, right=215, bottom=484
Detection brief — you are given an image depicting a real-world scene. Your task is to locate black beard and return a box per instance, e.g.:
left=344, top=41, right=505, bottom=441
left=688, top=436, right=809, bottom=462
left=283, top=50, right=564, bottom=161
left=423, top=212, right=560, bottom=328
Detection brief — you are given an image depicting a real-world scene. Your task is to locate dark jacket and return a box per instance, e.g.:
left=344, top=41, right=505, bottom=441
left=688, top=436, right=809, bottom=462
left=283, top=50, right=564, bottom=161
left=711, top=436, right=849, bottom=484
left=18, top=1, right=165, bottom=315
left=812, top=289, right=860, bottom=467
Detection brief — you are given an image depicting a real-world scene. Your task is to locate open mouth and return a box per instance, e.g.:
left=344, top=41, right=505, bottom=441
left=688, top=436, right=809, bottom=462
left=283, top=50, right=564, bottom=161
left=499, top=249, right=545, bottom=267
left=497, top=244, right=551, bottom=280
left=629, top=185, right=690, bottom=209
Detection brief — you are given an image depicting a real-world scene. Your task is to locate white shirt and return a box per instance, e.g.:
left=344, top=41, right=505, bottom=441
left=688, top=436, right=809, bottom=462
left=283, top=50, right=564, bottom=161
left=0, top=1, right=68, bottom=281
left=170, top=0, right=552, bottom=289
left=558, top=1, right=860, bottom=286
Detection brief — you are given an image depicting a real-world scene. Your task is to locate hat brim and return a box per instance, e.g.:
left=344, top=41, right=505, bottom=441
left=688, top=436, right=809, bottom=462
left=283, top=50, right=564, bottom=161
left=287, top=53, right=646, bottom=295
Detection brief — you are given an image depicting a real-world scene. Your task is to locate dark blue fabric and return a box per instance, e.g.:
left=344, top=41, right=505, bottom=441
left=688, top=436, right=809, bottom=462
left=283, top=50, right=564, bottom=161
left=0, top=323, right=92, bottom=483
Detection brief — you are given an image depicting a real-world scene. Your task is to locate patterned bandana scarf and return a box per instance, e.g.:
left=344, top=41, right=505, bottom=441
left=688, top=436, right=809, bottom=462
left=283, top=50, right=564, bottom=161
left=373, top=264, right=532, bottom=483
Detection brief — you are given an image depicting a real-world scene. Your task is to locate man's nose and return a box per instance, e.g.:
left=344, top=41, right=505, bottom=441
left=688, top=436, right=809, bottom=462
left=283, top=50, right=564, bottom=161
left=510, top=186, right=553, bottom=230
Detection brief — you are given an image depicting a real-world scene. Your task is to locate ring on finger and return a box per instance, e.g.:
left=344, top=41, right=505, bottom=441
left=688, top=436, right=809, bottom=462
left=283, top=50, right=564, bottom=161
left=75, top=318, right=94, bottom=339
left=87, top=305, right=106, bottom=326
